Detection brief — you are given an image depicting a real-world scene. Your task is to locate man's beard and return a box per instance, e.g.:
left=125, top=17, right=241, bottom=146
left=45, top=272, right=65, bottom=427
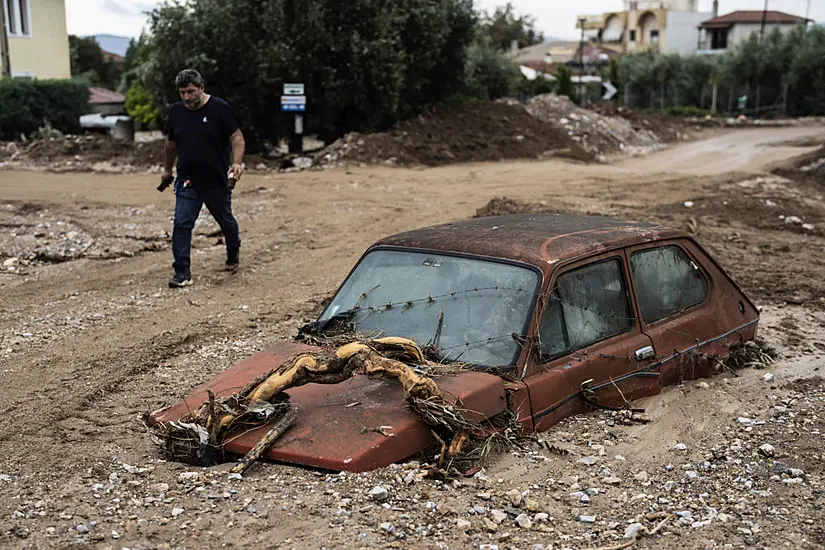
left=185, top=94, right=201, bottom=109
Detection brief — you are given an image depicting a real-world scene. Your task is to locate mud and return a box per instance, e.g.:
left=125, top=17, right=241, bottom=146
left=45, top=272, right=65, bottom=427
left=1, top=125, right=825, bottom=549
left=315, top=101, right=593, bottom=167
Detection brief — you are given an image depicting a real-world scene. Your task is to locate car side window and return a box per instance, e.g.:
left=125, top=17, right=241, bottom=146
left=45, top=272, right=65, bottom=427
left=630, top=245, right=708, bottom=324
left=539, top=258, right=633, bottom=361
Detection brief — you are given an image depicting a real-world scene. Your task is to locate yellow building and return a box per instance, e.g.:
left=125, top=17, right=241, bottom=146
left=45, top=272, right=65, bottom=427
left=2, top=0, right=71, bottom=79
left=577, top=0, right=712, bottom=55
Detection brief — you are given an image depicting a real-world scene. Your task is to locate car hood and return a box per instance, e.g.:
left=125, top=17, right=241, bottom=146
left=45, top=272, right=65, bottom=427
left=147, top=341, right=509, bottom=472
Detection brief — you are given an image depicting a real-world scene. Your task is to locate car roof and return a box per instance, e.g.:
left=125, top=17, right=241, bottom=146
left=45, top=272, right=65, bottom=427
left=372, top=213, right=687, bottom=271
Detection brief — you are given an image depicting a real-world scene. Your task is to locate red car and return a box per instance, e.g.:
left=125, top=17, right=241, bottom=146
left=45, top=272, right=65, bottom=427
left=148, top=213, right=759, bottom=472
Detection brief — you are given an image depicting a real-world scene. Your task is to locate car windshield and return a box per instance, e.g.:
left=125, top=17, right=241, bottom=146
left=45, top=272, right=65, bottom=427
left=318, top=249, right=540, bottom=368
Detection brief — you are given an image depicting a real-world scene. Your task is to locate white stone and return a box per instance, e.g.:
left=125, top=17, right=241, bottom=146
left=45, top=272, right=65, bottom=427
left=369, top=486, right=389, bottom=502
left=624, top=522, right=644, bottom=538
left=673, top=443, right=688, bottom=451
left=490, top=509, right=508, bottom=524
left=763, top=373, right=775, bottom=383
left=171, top=508, right=185, bottom=517
left=515, top=513, right=533, bottom=529
left=759, top=444, right=775, bottom=457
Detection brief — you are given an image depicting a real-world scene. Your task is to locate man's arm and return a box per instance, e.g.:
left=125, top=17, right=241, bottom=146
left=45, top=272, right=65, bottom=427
left=229, top=128, right=245, bottom=180
left=164, top=137, right=177, bottom=175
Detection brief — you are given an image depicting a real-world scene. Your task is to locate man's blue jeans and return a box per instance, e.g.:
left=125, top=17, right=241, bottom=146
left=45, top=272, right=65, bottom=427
left=172, top=180, right=240, bottom=271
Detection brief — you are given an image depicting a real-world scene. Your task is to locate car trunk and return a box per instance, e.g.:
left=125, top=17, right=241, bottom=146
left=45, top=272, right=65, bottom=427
left=148, top=341, right=510, bottom=472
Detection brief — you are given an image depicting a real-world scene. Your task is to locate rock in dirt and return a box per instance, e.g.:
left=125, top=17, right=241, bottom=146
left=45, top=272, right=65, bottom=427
left=515, top=513, right=532, bottom=529
left=624, top=522, right=644, bottom=538
left=369, top=486, right=389, bottom=502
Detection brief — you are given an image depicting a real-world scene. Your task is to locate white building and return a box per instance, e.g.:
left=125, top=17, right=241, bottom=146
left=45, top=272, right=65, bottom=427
left=697, top=10, right=809, bottom=54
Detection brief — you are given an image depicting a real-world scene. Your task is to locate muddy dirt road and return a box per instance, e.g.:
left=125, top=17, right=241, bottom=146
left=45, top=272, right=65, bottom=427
left=1, top=126, right=824, bottom=549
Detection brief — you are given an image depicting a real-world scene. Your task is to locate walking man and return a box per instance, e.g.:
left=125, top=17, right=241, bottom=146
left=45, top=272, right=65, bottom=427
left=160, top=69, right=245, bottom=288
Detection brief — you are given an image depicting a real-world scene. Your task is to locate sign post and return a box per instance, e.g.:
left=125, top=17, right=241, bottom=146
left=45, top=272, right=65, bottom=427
left=281, top=83, right=306, bottom=154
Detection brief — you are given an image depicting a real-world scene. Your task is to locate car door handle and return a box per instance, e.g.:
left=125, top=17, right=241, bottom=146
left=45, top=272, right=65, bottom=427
left=635, top=346, right=655, bottom=361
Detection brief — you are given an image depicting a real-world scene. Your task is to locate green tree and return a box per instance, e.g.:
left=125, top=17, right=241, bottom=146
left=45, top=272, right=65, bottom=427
left=125, top=79, right=161, bottom=126
left=555, top=64, right=573, bottom=99
left=143, top=0, right=479, bottom=150
left=461, top=34, right=522, bottom=100
left=480, top=2, right=544, bottom=51
left=68, top=35, right=121, bottom=90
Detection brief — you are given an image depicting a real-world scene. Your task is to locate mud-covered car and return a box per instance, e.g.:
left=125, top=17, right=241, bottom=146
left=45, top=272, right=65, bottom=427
left=149, top=213, right=759, bottom=471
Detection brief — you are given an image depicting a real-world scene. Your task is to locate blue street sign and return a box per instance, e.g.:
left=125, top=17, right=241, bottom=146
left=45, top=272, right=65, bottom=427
left=281, top=104, right=306, bottom=112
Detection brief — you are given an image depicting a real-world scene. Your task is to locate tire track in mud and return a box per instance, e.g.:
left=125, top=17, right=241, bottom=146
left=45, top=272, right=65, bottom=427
left=0, top=329, right=209, bottom=446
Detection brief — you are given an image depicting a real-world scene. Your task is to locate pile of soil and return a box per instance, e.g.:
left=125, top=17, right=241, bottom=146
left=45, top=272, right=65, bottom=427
left=525, top=94, right=664, bottom=160
left=315, top=101, right=593, bottom=168
left=474, top=196, right=559, bottom=217
left=590, top=104, right=703, bottom=143
left=1, top=134, right=166, bottom=172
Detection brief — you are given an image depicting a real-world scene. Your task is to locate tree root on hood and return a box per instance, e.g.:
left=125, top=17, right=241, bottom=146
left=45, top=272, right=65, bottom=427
left=149, top=337, right=518, bottom=474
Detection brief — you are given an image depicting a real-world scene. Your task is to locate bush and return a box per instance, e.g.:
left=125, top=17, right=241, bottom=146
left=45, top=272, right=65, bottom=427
left=125, top=79, right=161, bottom=126
left=518, top=74, right=555, bottom=98
left=0, top=78, right=90, bottom=140
left=666, top=105, right=711, bottom=117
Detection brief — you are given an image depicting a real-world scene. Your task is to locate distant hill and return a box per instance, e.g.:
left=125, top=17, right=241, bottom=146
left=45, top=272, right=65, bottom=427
left=88, top=34, right=132, bottom=56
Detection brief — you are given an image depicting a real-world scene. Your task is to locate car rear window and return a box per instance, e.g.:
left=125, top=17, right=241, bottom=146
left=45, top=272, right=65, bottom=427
left=539, top=258, right=633, bottom=360
left=630, top=245, right=708, bottom=323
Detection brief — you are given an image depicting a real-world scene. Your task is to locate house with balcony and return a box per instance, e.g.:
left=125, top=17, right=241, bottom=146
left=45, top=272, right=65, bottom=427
left=577, top=0, right=712, bottom=55
left=697, top=10, right=809, bottom=54
left=1, top=0, right=71, bottom=78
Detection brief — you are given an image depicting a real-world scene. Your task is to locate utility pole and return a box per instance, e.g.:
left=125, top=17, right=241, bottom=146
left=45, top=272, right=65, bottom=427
left=578, top=17, right=586, bottom=106
left=806, top=0, right=812, bottom=25
left=760, top=0, right=768, bottom=40
left=0, top=2, right=11, bottom=77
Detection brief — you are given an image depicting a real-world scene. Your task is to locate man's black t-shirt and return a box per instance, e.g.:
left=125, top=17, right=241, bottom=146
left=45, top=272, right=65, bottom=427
left=167, top=97, right=240, bottom=189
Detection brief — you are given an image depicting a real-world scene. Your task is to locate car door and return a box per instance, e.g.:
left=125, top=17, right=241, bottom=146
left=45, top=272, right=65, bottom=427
left=524, top=251, right=660, bottom=432
left=625, top=239, right=758, bottom=387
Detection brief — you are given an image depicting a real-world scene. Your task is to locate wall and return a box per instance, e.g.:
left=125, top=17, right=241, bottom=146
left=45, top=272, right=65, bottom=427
left=6, top=0, right=70, bottom=78
left=665, top=10, right=713, bottom=53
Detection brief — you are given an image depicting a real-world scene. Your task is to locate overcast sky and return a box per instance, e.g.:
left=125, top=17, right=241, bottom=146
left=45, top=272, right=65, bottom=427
left=66, top=0, right=824, bottom=40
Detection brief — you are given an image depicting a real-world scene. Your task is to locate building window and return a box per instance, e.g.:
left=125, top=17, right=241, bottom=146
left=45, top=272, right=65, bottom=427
left=629, top=30, right=636, bottom=41
left=710, top=29, right=728, bottom=50
left=3, top=0, right=31, bottom=37
left=650, top=29, right=659, bottom=44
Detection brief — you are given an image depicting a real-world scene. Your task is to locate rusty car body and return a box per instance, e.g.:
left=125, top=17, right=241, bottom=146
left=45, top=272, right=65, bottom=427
left=148, top=213, right=759, bottom=472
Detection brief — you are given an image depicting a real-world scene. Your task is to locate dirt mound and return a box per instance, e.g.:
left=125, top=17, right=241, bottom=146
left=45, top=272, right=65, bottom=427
left=473, top=197, right=555, bottom=217
left=590, top=104, right=704, bottom=143
left=315, top=101, right=593, bottom=168
left=1, top=135, right=166, bottom=172
left=525, top=94, right=665, bottom=160
left=775, top=145, right=825, bottom=181
left=659, top=175, right=825, bottom=238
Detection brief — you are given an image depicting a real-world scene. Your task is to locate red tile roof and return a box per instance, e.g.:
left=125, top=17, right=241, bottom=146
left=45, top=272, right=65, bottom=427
left=519, top=60, right=557, bottom=75
left=700, top=10, right=808, bottom=28
left=102, top=50, right=125, bottom=64
left=89, top=87, right=126, bottom=104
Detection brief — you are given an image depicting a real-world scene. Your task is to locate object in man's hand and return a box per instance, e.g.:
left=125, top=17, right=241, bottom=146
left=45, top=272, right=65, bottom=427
left=158, top=173, right=174, bottom=192
left=227, top=169, right=237, bottom=190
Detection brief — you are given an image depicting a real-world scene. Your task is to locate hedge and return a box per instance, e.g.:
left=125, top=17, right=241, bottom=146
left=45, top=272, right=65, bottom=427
left=0, top=78, right=90, bottom=140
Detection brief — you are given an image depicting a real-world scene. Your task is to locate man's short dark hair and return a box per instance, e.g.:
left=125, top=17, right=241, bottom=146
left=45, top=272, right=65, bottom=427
left=175, top=69, right=204, bottom=89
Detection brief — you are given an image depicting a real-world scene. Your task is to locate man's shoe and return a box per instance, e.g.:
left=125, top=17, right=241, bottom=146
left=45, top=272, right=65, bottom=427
left=168, top=270, right=193, bottom=288
left=225, top=261, right=239, bottom=273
